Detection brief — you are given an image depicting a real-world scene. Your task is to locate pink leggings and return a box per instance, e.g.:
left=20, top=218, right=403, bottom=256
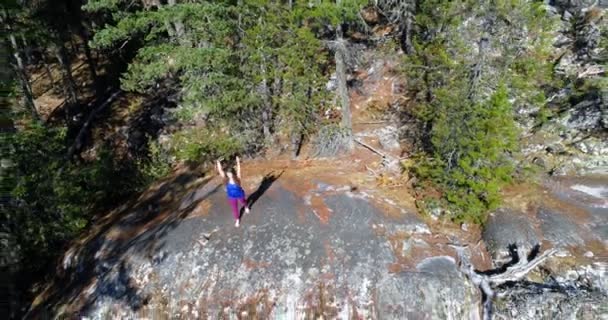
left=228, top=196, right=247, bottom=220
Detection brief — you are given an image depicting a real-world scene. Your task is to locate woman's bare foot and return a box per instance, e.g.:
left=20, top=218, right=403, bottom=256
left=235, top=219, right=240, bottom=227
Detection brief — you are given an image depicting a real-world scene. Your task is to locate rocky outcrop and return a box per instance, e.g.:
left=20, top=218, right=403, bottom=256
left=26, top=163, right=608, bottom=319
left=538, top=207, right=589, bottom=246
left=520, top=2, right=607, bottom=175
left=494, top=283, right=607, bottom=319
left=481, top=176, right=608, bottom=318
left=377, top=257, right=480, bottom=319
left=31, top=173, right=436, bottom=319
left=483, top=208, right=540, bottom=264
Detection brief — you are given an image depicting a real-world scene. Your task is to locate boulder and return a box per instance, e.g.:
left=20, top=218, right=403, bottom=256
left=483, top=208, right=540, bottom=264
left=377, top=257, right=480, bottom=319
left=537, top=207, right=588, bottom=247
left=560, top=98, right=605, bottom=132
left=494, top=285, right=607, bottom=320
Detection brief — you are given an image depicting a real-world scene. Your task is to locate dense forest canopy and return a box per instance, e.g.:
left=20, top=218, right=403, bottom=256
left=1, top=0, right=606, bottom=317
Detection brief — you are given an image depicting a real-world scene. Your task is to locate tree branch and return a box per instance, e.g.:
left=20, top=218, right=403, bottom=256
left=453, top=244, right=558, bottom=320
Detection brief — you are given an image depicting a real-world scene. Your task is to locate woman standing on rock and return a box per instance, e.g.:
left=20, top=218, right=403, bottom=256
left=216, top=156, right=250, bottom=227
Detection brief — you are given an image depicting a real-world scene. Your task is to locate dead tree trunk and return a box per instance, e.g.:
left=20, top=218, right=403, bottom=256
left=291, top=130, right=303, bottom=159
left=167, top=0, right=188, bottom=46
left=401, top=6, right=415, bottom=55
left=2, top=10, right=38, bottom=120
left=377, top=0, right=416, bottom=54
left=468, top=37, right=488, bottom=101
left=453, top=244, right=558, bottom=320
left=335, top=24, right=353, bottom=151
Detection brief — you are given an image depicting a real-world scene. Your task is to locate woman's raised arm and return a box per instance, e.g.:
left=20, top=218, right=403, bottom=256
left=236, top=156, right=242, bottom=180
left=216, top=159, right=226, bottom=179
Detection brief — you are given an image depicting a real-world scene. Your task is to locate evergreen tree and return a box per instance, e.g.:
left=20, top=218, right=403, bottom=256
left=240, top=1, right=330, bottom=155
left=85, top=0, right=361, bottom=158
left=406, top=0, right=555, bottom=223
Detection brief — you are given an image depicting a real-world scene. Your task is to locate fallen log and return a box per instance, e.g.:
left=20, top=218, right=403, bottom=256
left=355, top=138, right=389, bottom=158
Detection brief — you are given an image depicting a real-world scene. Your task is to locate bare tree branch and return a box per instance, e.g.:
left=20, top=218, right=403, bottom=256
left=452, top=244, right=558, bottom=320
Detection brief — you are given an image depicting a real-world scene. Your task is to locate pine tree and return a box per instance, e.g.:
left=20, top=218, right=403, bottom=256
left=240, top=1, right=330, bottom=154
left=406, top=0, right=555, bottom=223
left=85, top=0, right=357, bottom=158
left=308, top=0, right=367, bottom=151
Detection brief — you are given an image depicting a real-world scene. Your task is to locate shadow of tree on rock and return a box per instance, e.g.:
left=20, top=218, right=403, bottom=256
left=26, top=172, right=221, bottom=319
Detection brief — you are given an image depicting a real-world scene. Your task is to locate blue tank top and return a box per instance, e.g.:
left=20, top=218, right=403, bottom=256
left=226, top=183, right=245, bottom=198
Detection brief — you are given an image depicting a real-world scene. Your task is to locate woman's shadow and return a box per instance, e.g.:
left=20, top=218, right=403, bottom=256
left=241, top=170, right=284, bottom=217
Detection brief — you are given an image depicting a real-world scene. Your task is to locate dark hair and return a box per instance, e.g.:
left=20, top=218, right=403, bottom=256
left=227, top=167, right=237, bottom=175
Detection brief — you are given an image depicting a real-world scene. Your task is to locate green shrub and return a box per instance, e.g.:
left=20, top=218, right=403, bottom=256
left=136, top=140, right=173, bottom=185
left=415, top=86, right=518, bottom=224
left=169, top=128, right=242, bottom=163
left=403, top=0, right=556, bottom=224
left=312, top=123, right=352, bottom=158
left=2, top=122, right=140, bottom=269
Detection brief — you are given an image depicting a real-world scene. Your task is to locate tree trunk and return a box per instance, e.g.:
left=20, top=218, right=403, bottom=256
left=291, top=131, right=303, bottom=159
left=468, top=37, right=488, bottom=102
left=401, top=9, right=415, bottom=54
left=260, top=56, right=272, bottom=143
left=82, top=38, right=98, bottom=89
left=43, top=57, right=55, bottom=88
left=2, top=10, right=38, bottom=119
left=78, top=25, right=100, bottom=93
left=335, top=24, right=353, bottom=150
left=54, top=43, right=78, bottom=107
left=66, top=0, right=99, bottom=93
left=379, top=0, right=416, bottom=54
left=454, top=244, right=558, bottom=320
left=11, top=51, right=38, bottom=120
left=21, top=34, right=33, bottom=64
left=66, top=91, right=121, bottom=161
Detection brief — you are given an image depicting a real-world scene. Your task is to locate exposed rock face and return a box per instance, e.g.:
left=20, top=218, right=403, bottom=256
left=519, top=2, right=607, bottom=175
left=377, top=257, right=480, bottom=319
left=494, top=283, right=608, bottom=320
left=544, top=177, right=608, bottom=242
left=37, top=176, right=437, bottom=319
left=561, top=98, right=607, bottom=132
left=538, top=207, right=588, bottom=246
left=27, top=166, right=608, bottom=319
left=483, top=208, right=540, bottom=264
left=481, top=176, right=608, bottom=317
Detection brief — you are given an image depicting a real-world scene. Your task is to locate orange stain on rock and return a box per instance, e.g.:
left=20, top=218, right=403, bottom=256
left=242, top=258, right=271, bottom=270
left=324, top=241, right=336, bottom=264
left=310, top=195, right=332, bottom=224
left=186, top=199, right=212, bottom=219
